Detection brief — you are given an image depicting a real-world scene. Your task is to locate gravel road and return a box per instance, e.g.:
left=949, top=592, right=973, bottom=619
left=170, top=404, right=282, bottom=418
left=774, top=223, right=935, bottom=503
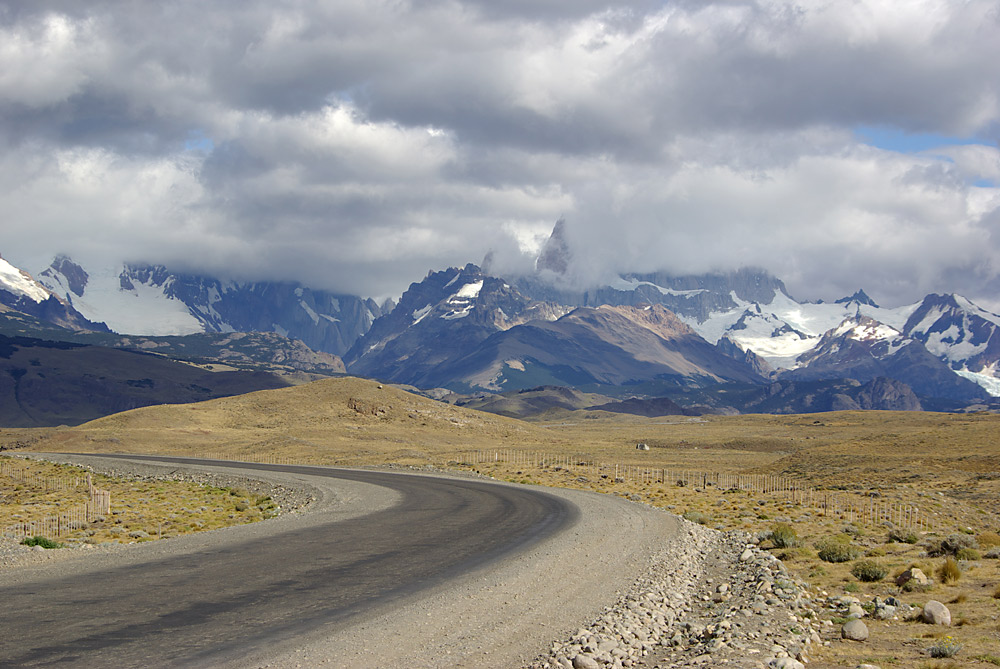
left=2, top=454, right=820, bottom=669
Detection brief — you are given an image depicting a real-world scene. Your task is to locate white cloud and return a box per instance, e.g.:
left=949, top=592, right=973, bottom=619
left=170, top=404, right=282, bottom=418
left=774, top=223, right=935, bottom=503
left=0, top=0, right=998, bottom=306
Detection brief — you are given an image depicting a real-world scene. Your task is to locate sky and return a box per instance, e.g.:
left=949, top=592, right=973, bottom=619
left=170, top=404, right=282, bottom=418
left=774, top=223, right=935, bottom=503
left=1, top=1, right=998, bottom=309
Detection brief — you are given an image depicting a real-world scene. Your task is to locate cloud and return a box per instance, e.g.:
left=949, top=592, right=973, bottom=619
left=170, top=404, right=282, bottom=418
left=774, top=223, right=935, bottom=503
left=0, top=0, right=998, bottom=308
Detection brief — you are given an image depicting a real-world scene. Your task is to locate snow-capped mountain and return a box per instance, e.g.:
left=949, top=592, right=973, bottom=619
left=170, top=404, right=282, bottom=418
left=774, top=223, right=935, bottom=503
left=0, top=255, right=108, bottom=332
left=345, top=263, right=570, bottom=386
left=38, top=256, right=386, bottom=357
left=346, top=264, right=766, bottom=391
left=786, top=316, right=985, bottom=401
left=903, top=293, right=1000, bottom=397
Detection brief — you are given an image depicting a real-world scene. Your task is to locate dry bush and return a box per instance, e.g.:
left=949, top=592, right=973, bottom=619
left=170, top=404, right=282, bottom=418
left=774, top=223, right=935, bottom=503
left=938, top=556, right=962, bottom=584
left=978, top=531, right=1000, bottom=547
left=955, top=547, right=981, bottom=561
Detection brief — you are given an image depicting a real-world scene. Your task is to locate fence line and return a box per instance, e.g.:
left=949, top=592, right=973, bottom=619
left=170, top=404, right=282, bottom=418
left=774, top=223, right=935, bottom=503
left=2, top=467, right=113, bottom=541
left=0, top=458, right=86, bottom=492
left=462, top=449, right=926, bottom=531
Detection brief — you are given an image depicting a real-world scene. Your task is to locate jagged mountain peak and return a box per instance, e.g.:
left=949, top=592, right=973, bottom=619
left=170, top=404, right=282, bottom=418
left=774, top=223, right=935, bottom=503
left=829, top=315, right=903, bottom=344
left=40, top=255, right=89, bottom=298
left=535, top=218, right=570, bottom=275
left=835, top=289, right=879, bottom=308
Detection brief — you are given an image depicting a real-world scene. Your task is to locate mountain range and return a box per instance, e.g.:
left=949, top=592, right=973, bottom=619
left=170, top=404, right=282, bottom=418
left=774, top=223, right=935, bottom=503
left=3, top=220, right=1000, bottom=419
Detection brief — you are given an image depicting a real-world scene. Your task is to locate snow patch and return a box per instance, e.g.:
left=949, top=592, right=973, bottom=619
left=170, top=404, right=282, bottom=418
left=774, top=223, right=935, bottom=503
left=955, top=366, right=1000, bottom=397
left=300, top=300, right=320, bottom=325
left=505, top=359, right=526, bottom=372
left=454, top=280, right=484, bottom=299
left=39, top=265, right=204, bottom=336
left=412, top=304, right=433, bottom=324
left=0, top=257, right=49, bottom=303
left=611, top=276, right=709, bottom=297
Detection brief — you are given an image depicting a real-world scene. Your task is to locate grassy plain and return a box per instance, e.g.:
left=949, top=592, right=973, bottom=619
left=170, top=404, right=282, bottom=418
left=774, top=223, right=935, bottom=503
left=2, top=376, right=999, bottom=666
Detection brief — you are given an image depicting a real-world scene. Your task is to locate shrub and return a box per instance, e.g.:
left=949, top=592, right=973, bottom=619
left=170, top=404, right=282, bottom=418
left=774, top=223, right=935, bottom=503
left=888, top=527, right=919, bottom=544
left=20, top=535, right=61, bottom=549
left=938, top=556, right=962, bottom=584
left=928, top=636, right=962, bottom=658
left=842, top=523, right=864, bottom=537
left=682, top=510, right=712, bottom=525
left=816, top=535, right=862, bottom=563
left=977, top=531, right=1000, bottom=547
left=851, top=559, right=888, bottom=582
left=993, top=584, right=1000, bottom=600
left=936, top=533, right=979, bottom=556
left=770, top=522, right=798, bottom=548
left=955, top=547, right=981, bottom=561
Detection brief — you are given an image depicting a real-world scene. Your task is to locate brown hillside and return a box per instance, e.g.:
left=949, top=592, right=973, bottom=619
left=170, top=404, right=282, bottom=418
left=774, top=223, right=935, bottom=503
left=25, top=376, right=550, bottom=465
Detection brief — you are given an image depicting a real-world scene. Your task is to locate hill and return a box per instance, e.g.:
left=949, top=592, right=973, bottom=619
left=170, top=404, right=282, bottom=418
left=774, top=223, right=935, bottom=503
left=0, top=333, right=290, bottom=427
left=24, top=376, right=548, bottom=463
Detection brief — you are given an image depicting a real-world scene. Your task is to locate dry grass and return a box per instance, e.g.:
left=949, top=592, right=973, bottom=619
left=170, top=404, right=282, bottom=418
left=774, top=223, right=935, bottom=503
left=1, top=457, right=275, bottom=544
left=2, top=376, right=1000, bottom=665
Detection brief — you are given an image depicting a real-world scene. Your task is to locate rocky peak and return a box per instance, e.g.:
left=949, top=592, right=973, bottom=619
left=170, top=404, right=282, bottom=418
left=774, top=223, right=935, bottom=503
left=835, top=289, right=879, bottom=308
left=535, top=218, right=571, bottom=275
left=40, top=255, right=89, bottom=297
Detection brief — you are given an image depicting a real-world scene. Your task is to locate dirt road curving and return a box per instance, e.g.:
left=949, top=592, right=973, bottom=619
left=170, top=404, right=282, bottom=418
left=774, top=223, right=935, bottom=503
left=0, top=455, right=679, bottom=668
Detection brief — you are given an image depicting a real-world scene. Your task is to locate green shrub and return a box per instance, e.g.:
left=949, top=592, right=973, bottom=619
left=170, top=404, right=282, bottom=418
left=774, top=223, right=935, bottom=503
left=682, top=510, right=712, bottom=525
left=851, top=559, right=888, bottom=582
left=770, top=522, right=798, bottom=548
left=938, top=556, right=962, bottom=584
left=20, top=535, right=61, bottom=549
left=935, top=533, right=979, bottom=556
left=928, top=636, right=962, bottom=658
left=816, top=535, right=862, bottom=563
left=955, top=547, right=981, bottom=561
left=842, top=523, right=864, bottom=537
left=887, top=527, right=919, bottom=544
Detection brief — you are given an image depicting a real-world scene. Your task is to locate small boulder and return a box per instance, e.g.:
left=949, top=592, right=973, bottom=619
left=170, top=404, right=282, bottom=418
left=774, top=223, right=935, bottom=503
left=895, top=567, right=927, bottom=587
left=921, top=600, right=951, bottom=626
left=572, top=655, right=600, bottom=669
left=769, top=658, right=805, bottom=669
left=841, top=619, right=869, bottom=641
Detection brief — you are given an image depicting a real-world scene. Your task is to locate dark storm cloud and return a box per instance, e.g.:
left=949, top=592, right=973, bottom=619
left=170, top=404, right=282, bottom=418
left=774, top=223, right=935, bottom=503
left=0, top=0, right=998, bottom=306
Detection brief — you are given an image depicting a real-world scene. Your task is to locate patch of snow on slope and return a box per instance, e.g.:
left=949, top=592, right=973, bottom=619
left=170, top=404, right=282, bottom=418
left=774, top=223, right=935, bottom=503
left=611, top=276, right=709, bottom=297
left=43, top=266, right=203, bottom=336
left=908, top=305, right=947, bottom=337
left=454, top=280, right=484, bottom=299
left=837, top=320, right=901, bottom=342
left=300, top=300, right=320, bottom=325
left=955, top=295, right=1000, bottom=328
left=412, top=304, right=433, bottom=324
left=955, top=364, right=1000, bottom=397
left=0, top=257, right=49, bottom=303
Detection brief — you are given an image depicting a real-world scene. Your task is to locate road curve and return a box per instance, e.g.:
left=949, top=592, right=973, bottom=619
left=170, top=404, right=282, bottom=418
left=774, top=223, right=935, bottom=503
left=0, top=456, right=577, bottom=668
